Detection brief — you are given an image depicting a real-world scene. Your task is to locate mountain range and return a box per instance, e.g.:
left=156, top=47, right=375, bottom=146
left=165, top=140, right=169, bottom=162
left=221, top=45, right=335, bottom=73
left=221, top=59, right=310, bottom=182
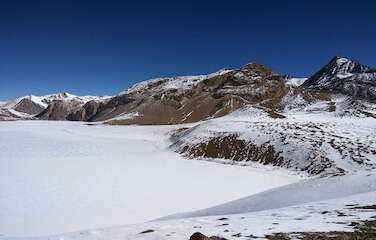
left=1, top=56, right=375, bottom=123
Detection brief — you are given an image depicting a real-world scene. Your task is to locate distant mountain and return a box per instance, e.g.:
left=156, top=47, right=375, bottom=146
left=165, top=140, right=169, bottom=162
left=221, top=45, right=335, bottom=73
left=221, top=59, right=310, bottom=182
left=302, top=56, right=376, bottom=101
left=0, top=93, right=110, bottom=121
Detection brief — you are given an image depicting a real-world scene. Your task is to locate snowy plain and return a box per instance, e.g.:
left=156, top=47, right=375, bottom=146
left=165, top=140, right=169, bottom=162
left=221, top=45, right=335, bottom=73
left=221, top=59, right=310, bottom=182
left=15, top=191, right=375, bottom=240
left=0, top=121, right=300, bottom=237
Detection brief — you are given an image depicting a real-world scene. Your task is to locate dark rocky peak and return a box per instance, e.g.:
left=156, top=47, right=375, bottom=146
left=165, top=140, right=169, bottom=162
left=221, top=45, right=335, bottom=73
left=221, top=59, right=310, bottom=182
left=326, top=56, right=373, bottom=74
left=303, top=56, right=375, bottom=87
left=240, top=62, right=274, bottom=76
left=302, top=56, right=376, bottom=101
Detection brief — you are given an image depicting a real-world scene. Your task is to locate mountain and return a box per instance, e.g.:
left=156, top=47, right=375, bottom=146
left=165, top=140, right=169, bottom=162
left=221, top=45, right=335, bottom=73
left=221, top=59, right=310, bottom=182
left=86, top=63, right=286, bottom=124
left=0, top=93, right=111, bottom=121
left=36, top=94, right=111, bottom=120
left=302, top=56, right=376, bottom=101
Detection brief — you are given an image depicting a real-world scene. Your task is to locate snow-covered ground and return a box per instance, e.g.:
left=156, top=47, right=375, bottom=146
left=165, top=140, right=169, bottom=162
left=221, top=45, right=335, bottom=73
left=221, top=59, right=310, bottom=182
left=4, top=190, right=376, bottom=240
left=161, top=170, right=376, bottom=220
left=0, top=121, right=299, bottom=237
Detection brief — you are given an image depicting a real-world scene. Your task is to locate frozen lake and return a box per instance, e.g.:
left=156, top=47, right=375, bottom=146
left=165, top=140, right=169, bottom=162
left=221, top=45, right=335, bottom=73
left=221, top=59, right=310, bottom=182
left=0, top=121, right=299, bottom=237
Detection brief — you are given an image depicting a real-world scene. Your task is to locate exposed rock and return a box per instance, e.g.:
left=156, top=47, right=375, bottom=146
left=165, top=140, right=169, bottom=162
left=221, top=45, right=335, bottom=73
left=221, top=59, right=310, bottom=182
left=35, top=94, right=110, bottom=120
left=36, top=100, right=83, bottom=120
left=96, top=63, right=286, bottom=125
left=175, top=134, right=284, bottom=167
left=138, top=229, right=154, bottom=234
left=190, top=232, right=228, bottom=240
left=67, top=100, right=102, bottom=121
left=12, top=98, right=45, bottom=115
left=0, top=108, right=34, bottom=121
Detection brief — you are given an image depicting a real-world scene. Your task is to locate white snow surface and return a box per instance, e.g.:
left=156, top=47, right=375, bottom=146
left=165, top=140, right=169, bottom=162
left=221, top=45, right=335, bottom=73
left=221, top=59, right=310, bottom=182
left=285, top=77, right=307, bottom=86
left=161, top=170, right=376, bottom=220
left=0, top=121, right=299, bottom=237
left=108, top=112, right=143, bottom=121
left=3, top=191, right=376, bottom=240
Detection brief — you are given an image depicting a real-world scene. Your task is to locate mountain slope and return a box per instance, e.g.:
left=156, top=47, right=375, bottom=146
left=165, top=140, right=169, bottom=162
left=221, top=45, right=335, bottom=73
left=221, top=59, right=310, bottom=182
left=86, top=63, right=286, bottom=124
left=170, top=106, right=376, bottom=176
left=302, top=56, right=376, bottom=101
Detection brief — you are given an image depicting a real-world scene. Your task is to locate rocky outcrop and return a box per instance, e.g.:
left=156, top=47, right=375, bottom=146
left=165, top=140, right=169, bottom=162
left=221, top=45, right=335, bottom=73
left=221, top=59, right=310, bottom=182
left=33, top=94, right=110, bottom=120
left=67, top=100, right=102, bottom=121
left=190, top=232, right=227, bottom=240
left=302, top=56, right=376, bottom=101
left=36, top=100, right=83, bottom=120
left=12, top=98, right=45, bottom=115
left=174, top=134, right=284, bottom=167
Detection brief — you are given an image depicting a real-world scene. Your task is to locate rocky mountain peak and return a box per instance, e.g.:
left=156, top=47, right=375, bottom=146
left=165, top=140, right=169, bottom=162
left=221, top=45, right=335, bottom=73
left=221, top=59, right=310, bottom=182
left=327, top=56, right=372, bottom=74
left=302, top=56, right=376, bottom=101
left=241, top=62, right=273, bottom=75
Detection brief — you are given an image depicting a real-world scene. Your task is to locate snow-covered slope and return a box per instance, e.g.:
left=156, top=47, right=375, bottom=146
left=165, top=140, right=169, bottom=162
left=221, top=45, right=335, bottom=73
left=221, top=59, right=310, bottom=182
left=284, top=77, right=307, bottom=87
left=161, top=170, right=376, bottom=220
left=170, top=106, right=376, bottom=176
left=3, top=187, right=375, bottom=240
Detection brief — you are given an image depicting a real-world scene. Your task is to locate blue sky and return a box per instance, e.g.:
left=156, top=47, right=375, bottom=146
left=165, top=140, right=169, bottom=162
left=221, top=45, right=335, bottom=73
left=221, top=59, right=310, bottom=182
left=1, top=0, right=375, bottom=100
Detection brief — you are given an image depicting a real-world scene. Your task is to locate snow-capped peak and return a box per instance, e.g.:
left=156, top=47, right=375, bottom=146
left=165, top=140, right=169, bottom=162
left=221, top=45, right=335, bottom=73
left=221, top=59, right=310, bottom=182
left=332, top=56, right=351, bottom=64
left=0, top=92, right=111, bottom=117
left=327, top=56, right=372, bottom=75
left=302, top=56, right=376, bottom=90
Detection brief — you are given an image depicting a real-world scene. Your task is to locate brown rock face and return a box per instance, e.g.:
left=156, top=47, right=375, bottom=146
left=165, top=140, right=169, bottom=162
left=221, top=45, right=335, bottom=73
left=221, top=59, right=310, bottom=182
left=67, top=100, right=102, bottom=121
left=13, top=98, right=45, bottom=115
left=90, top=63, right=286, bottom=125
left=36, top=100, right=83, bottom=120
left=173, top=134, right=284, bottom=167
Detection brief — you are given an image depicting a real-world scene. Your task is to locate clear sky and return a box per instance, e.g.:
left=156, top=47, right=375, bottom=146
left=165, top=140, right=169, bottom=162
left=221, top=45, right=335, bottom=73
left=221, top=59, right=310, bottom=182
left=1, top=0, right=375, bottom=100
